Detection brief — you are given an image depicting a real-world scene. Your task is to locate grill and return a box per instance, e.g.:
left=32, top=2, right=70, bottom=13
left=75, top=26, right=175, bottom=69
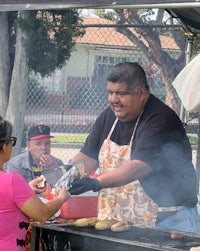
left=31, top=224, right=200, bottom=251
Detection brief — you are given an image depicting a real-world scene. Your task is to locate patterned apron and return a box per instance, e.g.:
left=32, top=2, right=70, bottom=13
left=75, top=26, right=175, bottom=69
left=97, top=117, right=158, bottom=227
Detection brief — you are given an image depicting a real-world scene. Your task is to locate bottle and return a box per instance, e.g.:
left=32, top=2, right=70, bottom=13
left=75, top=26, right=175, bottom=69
left=44, top=184, right=53, bottom=200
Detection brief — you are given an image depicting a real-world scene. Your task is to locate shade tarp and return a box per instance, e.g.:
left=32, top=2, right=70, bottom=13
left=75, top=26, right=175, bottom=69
left=172, top=53, right=200, bottom=112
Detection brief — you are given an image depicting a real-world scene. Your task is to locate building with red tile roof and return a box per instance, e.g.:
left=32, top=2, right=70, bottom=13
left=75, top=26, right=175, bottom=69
left=46, top=16, right=180, bottom=94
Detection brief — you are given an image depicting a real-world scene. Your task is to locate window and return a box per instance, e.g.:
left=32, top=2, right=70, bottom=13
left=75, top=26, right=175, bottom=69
left=92, top=56, right=128, bottom=90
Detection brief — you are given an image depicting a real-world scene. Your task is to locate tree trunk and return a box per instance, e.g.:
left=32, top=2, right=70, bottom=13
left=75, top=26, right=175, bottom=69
left=0, top=12, right=10, bottom=117
left=115, top=9, right=185, bottom=114
left=6, top=11, right=29, bottom=156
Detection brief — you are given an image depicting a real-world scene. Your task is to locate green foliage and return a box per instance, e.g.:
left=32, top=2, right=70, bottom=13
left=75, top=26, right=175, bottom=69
left=139, top=9, right=156, bottom=22
left=93, top=9, right=117, bottom=21
left=15, top=10, right=85, bottom=76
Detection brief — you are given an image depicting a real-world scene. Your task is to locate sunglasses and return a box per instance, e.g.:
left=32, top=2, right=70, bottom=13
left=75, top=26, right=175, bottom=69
left=10, top=136, right=17, bottom=147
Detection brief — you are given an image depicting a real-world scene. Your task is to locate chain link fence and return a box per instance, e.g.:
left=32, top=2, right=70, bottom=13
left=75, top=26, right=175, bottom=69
left=24, top=22, right=199, bottom=165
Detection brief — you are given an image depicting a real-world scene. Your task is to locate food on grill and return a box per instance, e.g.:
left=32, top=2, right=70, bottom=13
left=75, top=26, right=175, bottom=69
left=111, top=221, right=133, bottom=232
left=73, top=218, right=133, bottom=232
left=74, top=217, right=98, bottom=227
left=190, top=247, right=200, bottom=251
left=54, top=162, right=87, bottom=190
left=170, top=232, right=184, bottom=239
left=37, top=175, right=46, bottom=188
left=95, top=220, right=117, bottom=230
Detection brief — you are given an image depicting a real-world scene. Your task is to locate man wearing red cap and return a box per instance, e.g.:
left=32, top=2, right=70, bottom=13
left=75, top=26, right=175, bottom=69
left=5, top=125, right=64, bottom=186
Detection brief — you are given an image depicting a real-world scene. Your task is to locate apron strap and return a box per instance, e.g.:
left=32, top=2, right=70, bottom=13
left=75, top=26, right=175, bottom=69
left=129, top=110, right=143, bottom=143
left=107, top=109, right=143, bottom=145
left=107, top=118, right=118, bottom=139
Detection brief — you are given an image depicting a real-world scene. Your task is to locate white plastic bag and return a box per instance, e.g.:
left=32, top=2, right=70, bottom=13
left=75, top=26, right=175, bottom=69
left=54, top=162, right=85, bottom=190
left=172, top=53, right=200, bottom=112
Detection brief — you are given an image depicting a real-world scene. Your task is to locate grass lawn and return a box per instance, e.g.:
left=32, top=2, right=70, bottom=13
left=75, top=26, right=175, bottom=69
left=52, top=134, right=87, bottom=144
left=52, top=133, right=198, bottom=145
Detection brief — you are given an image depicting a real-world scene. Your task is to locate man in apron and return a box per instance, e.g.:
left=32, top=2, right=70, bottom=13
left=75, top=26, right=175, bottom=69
left=69, top=62, right=200, bottom=233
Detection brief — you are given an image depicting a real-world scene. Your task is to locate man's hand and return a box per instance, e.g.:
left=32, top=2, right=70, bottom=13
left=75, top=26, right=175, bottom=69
left=69, top=177, right=101, bottom=195
left=29, top=176, right=46, bottom=194
left=39, top=154, right=55, bottom=168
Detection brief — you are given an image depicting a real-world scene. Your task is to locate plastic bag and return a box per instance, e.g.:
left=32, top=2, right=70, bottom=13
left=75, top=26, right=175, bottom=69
left=54, top=162, right=86, bottom=190
left=172, top=53, right=200, bottom=112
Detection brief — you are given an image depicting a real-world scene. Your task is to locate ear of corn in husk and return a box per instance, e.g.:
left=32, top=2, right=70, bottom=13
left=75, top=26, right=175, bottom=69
left=73, top=217, right=98, bottom=227
left=111, top=221, right=133, bottom=232
left=190, top=247, right=200, bottom=251
left=95, top=220, right=117, bottom=230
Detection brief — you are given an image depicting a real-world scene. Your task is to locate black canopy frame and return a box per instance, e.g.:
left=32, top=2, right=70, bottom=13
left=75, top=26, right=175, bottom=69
left=0, top=0, right=200, bottom=35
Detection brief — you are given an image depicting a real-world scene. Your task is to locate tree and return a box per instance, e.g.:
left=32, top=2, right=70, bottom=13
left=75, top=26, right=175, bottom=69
left=93, top=8, right=188, bottom=112
left=117, top=9, right=189, bottom=111
left=93, top=9, right=117, bottom=21
left=0, top=10, right=84, bottom=155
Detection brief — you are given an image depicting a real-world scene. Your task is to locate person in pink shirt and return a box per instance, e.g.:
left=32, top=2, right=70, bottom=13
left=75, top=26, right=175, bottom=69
left=0, top=116, right=70, bottom=251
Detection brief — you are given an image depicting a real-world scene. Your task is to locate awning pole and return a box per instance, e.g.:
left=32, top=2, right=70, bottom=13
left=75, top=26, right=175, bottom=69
left=180, top=36, right=193, bottom=122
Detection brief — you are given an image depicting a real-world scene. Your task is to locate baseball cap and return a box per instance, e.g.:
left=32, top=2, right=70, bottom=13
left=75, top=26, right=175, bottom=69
left=28, top=125, right=54, bottom=140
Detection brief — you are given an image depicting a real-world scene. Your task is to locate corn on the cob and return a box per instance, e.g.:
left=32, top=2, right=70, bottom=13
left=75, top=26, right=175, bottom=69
left=190, top=247, right=200, bottom=251
left=111, top=221, right=133, bottom=232
left=73, top=217, right=98, bottom=227
left=95, top=220, right=117, bottom=230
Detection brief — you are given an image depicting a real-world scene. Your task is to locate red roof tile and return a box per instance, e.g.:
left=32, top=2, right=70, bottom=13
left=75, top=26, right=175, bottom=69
left=76, top=16, right=179, bottom=50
